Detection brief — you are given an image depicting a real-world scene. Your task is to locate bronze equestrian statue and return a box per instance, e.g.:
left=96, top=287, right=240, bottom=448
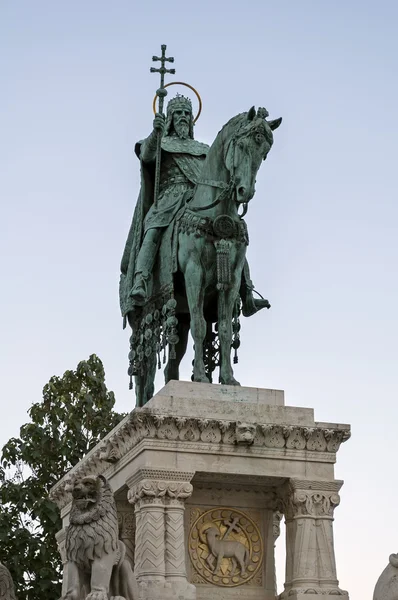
left=120, top=47, right=281, bottom=405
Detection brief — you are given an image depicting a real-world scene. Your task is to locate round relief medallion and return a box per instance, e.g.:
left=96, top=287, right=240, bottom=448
left=189, top=508, right=263, bottom=587
left=213, top=214, right=236, bottom=239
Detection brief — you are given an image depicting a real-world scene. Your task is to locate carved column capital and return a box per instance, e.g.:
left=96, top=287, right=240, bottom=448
left=127, top=468, right=194, bottom=506
left=128, top=479, right=193, bottom=505
left=281, top=478, right=342, bottom=520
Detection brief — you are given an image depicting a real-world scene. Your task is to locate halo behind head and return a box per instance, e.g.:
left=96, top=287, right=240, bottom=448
left=152, top=81, right=202, bottom=123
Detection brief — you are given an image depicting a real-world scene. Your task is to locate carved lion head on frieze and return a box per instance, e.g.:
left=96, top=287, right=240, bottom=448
left=235, top=422, right=257, bottom=445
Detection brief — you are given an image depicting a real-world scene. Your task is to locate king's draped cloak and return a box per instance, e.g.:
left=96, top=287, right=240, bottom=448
left=120, top=135, right=209, bottom=323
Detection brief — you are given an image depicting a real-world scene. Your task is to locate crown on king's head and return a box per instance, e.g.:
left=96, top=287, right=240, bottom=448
left=167, top=94, right=193, bottom=114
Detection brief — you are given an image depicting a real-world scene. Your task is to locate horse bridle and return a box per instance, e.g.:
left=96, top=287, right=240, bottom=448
left=187, top=135, right=249, bottom=218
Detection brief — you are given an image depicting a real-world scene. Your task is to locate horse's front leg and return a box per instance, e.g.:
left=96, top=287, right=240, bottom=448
left=164, top=318, right=190, bottom=383
left=186, top=268, right=208, bottom=383
left=179, top=240, right=208, bottom=382
left=218, top=249, right=245, bottom=386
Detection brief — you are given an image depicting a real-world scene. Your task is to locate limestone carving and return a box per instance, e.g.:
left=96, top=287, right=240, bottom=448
left=60, top=475, right=139, bottom=600
left=279, top=480, right=348, bottom=598
left=373, top=553, right=398, bottom=600
left=0, top=562, right=17, bottom=600
left=235, top=422, right=256, bottom=445
left=127, top=478, right=193, bottom=504
left=205, top=527, right=249, bottom=576
left=189, top=507, right=263, bottom=587
left=126, top=470, right=194, bottom=588
left=50, top=409, right=350, bottom=511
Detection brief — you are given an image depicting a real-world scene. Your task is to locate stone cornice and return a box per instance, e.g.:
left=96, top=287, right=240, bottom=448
left=49, top=409, right=350, bottom=510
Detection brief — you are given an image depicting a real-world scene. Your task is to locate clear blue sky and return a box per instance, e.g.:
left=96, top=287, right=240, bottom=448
left=1, top=2, right=398, bottom=597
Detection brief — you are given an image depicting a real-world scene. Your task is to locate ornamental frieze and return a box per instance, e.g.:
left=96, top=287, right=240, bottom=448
left=49, top=410, right=350, bottom=509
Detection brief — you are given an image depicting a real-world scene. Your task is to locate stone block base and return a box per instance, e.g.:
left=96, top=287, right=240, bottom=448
left=51, top=381, right=351, bottom=600
left=138, top=579, right=196, bottom=600
left=279, top=589, right=349, bottom=599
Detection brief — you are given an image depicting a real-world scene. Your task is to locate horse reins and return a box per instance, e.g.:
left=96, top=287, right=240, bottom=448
left=186, top=136, right=249, bottom=217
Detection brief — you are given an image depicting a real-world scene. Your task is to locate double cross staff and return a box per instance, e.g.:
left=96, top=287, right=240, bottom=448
left=150, top=44, right=175, bottom=207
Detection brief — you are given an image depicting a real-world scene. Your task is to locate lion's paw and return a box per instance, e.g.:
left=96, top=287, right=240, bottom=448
left=85, top=592, right=108, bottom=600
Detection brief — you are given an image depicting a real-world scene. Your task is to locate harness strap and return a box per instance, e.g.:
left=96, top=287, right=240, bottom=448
left=195, top=179, right=229, bottom=189
left=188, top=197, right=223, bottom=212
left=187, top=178, right=236, bottom=213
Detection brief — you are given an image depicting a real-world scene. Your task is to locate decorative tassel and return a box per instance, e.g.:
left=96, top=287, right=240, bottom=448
left=232, top=299, right=241, bottom=365
left=215, top=239, right=232, bottom=291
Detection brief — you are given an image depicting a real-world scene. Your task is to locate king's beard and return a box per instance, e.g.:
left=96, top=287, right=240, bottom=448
left=174, top=120, right=190, bottom=139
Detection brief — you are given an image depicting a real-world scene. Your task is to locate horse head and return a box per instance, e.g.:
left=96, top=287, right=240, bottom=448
left=224, top=107, right=282, bottom=206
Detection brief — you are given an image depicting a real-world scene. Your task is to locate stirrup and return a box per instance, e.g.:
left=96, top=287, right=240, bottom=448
left=241, top=289, right=270, bottom=317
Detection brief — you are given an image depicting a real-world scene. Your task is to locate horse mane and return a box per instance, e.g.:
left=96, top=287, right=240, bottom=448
left=217, top=110, right=274, bottom=146
left=218, top=112, right=248, bottom=137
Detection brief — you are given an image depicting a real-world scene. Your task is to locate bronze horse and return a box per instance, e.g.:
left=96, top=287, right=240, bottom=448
left=134, top=107, right=281, bottom=405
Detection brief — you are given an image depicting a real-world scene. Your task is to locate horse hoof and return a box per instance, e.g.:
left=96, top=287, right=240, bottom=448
left=193, top=375, right=210, bottom=384
left=220, top=377, right=241, bottom=386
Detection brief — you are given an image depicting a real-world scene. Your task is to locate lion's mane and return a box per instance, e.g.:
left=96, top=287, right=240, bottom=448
left=0, top=562, right=17, bottom=600
left=65, top=476, right=118, bottom=572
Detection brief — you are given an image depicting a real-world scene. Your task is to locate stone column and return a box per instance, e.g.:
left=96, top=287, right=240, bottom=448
left=165, top=484, right=194, bottom=581
left=280, top=479, right=349, bottom=600
left=273, top=511, right=283, bottom=597
left=127, top=469, right=195, bottom=600
left=128, top=480, right=168, bottom=582
left=55, top=528, right=68, bottom=597
left=117, top=500, right=136, bottom=569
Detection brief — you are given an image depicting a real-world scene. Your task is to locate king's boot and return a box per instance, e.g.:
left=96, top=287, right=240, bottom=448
left=240, top=259, right=271, bottom=317
left=241, top=286, right=271, bottom=317
left=130, top=236, right=158, bottom=306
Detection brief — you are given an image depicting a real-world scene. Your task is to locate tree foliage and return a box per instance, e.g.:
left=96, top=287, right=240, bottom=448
left=0, top=354, right=125, bottom=600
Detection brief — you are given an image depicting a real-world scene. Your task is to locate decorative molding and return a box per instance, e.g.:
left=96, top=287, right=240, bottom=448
left=289, top=479, right=343, bottom=492
left=49, top=410, right=350, bottom=509
left=128, top=479, right=194, bottom=505
left=194, top=483, right=284, bottom=511
left=127, top=468, right=195, bottom=489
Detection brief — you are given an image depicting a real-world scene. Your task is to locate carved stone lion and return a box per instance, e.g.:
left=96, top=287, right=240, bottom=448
left=0, top=562, right=17, bottom=600
left=235, top=422, right=256, bottom=445
left=374, top=553, right=398, bottom=600
left=60, top=475, right=138, bottom=600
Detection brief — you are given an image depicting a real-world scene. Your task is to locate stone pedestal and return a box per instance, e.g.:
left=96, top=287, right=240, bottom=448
left=50, top=380, right=350, bottom=600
